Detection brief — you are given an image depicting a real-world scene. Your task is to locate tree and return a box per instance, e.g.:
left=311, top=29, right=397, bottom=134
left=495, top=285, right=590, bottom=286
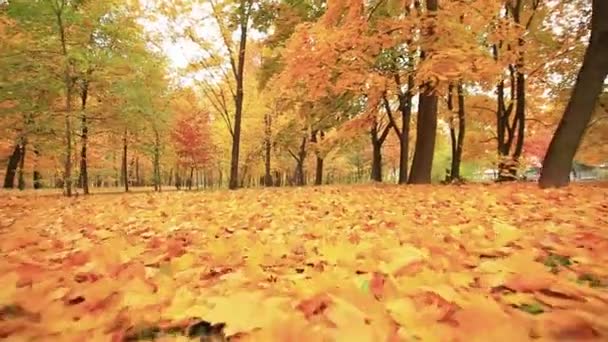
left=409, top=0, right=438, bottom=184
left=447, top=82, right=466, bottom=182
left=539, top=0, right=608, bottom=188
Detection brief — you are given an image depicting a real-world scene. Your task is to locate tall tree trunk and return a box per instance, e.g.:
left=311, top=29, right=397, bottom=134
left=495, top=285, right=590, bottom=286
left=228, top=0, right=252, bottom=190
left=451, top=83, right=466, bottom=181
left=315, top=156, right=324, bottom=185
left=17, top=139, right=26, bottom=190
left=175, top=166, right=182, bottom=190
left=409, top=92, right=438, bottom=184
left=263, top=113, right=273, bottom=186
left=33, top=147, right=42, bottom=189
left=408, top=0, right=438, bottom=184
left=54, top=6, right=73, bottom=197
left=397, top=75, right=413, bottom=184
left=135, top=157, right=141, bottom=187
left=79, top=79, right=89, bottom=195
left=122, top=129, right=129, bottom=192
left=311, top=130, right=325, bottom=185
left=189, top=167, right=194, bottom=190
left=293, top=136, right=307, bottom=186
left=371, top=141, right=382, bottom=182
left=4, top=142, right=21, bottom=189
left=369, top=115, right=392, bottom=182
left=540, top=0, right=608, bottom=188
left=153, top=129, right=162, bottom=192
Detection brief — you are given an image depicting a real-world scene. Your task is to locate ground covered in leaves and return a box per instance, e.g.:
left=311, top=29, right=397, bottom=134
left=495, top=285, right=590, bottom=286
left=1, top=184, right=608, bottom=341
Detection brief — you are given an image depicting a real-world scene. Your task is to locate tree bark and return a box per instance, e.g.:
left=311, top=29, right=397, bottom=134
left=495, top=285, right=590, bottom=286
left=398, top=75, right=414, bottom=184
left=228, top=0, right=252, bottom=190
left=540, top=0, right=608, bottom=188
left=153, top=129, right=162, bottom=192
left=33, top=147, right=42, bottom=189
left=263, top=113, right=273, bottom=186
left=293, top=136, right=307, bottom=186
left=408, top=0, right=438, bottom=184
left=3, top=142, right=22, bottom=189
left=409, top=91, right=438, bottom=184
left=371, top=140, right=383, bottom=182
left=370, top=114, right=392, bottom=182
left=79, top=79, right=90, bottom=195
left=17, top=140, right=26, bottom=190
left=122, top=129, right=129, bottom=192
left=311, top=130, right=325, bottom=185
left=53, top=4, right=73, bottom=197
left=189, top=167, right=194, bottom=190
left=447, top=82, right=466, bottom=181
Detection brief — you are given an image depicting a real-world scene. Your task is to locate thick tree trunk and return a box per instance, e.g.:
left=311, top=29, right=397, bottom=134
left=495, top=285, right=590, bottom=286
left=408, top=0, right=438, bottom=184
left=540, top=0, right=608, bottom=188
left=122, top=129, right=129, bottom=192
left=371, top=141, right=382, bottom=182
left=4, top=142, right=21, bottom=189
left=409, top=92, right=438, bottom=184
left=315, top=156, right=324, bottom=185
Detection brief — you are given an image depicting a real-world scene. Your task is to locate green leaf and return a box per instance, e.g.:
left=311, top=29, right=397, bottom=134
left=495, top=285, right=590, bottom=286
left=544, top=254, right=572, bottom=268
left=578, top=273, right=603, bottom=288
left=517, top=303, right=545, bottom=315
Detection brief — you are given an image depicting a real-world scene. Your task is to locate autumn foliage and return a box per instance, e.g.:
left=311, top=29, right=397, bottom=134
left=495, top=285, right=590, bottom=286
left=172, top=113, right=214, bottom=170
left=1, top=184, right=607, bottom=341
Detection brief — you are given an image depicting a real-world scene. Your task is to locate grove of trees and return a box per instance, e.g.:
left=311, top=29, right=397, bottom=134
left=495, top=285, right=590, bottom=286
left=1, top=0, right=607, bottom=195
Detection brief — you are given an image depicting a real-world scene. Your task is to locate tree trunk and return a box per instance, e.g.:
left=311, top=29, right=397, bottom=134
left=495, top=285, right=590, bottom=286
left=448, top=83, right=466, bottom=181
left=408, top=0, right=438, bottom=184
left=263, top=113, right=273, bottom=186
left=397, top=75, right=413, bottom=184
left=311, top=130, right=324, bottom=185
left=54, top=7, right=73, bottom=197
left=79, top=115, right=89, bottom=194
left=371, top=141, right=382, bottom=182
left=4, top=142, right=22, bottom=189
left=33, top=147, right=42, bottom=189
left=540, top=0, right=608, bottom=188
left=153, top=130, right=160, bottom=192
left=409, top=92, right=438, bottom=184
left=453, top=83, right=466, bottom=180
left=175, top=166, right=182, bottom=190
left=189, top=167, right=194, bottom=190
left=369, top=114, right=392, bottom=182
left=228, top=0, right=252, bottom=190
left=17, top=139, right=26, bottom=190
left=293, top=136, right=307, bottom=186
left=122, top=129, right=129, bottom=192
left=79, top=81, right=89, bottom=195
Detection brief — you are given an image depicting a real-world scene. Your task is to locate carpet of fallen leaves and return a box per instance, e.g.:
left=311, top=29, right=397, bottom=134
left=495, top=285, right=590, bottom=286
left=1, top=183, right=608, bottom=341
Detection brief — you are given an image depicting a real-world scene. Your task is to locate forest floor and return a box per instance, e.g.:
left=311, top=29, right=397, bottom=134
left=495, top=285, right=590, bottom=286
left=1, top=183, right=607, bottom=341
